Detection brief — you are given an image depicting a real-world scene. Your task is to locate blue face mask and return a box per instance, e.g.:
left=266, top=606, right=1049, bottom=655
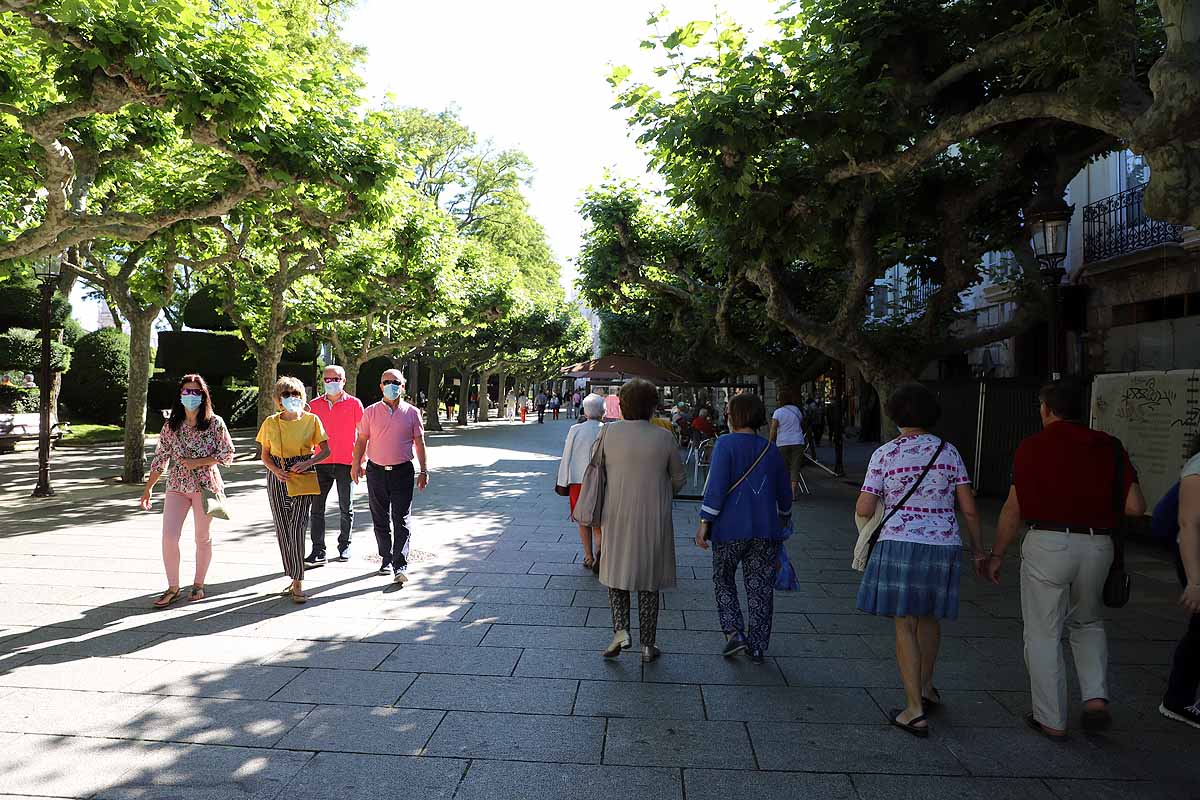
left=324, top=380, right=344, bottom=397
left=382, top=383, right=402, bottom=401
left=180, top=394, right=203, bottom=411
left=282, top=396, right=304, bottom=414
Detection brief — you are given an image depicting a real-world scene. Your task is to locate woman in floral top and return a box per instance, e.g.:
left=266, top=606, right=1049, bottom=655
left=141, top=373, right=235, bottom=607
left=854, top=383, right=984, bottom=738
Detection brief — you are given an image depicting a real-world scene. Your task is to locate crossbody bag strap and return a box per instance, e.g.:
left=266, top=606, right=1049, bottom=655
left=726, top=441, right=772, bottom=497
left=872, top=439, right=946, bottom=543
left=1110, top=437, right=1127, bottom=560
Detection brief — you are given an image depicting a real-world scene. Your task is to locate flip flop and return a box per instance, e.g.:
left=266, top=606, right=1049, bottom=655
left=889, top=708, right=930, bottom=738
left=922, top=686, right=942, bottom=711
left=1024, top=713, right=1067, bottom=742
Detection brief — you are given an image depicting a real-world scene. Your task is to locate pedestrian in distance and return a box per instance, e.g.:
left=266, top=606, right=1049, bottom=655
left=469, top=389, right=479, bottom=422
left=603, top=386, right=622, bottom=423
left=986, top=379, right=1145, bottom=739
left=1158, top=435, right=1200, bottom=729
left=506, top=388, right=517, bottom=421
left=571, top=389, right=582, bottom=419
left=536, top=389, right=548, bottom=424
left=518, top=388, right=528, bottom=424
left=855, top=382, right=985, bottom=738
left=141, top=373, right=235, bottom=607
left=807, top=397, right=825, bottom=448
left=305, top=365, right=364, bottom=565
left=768, top=387, right=807, bottom=499
left=557, top=393, right=606, bottom=571
left=351, top=369, right=429, bottom=586
left=696, top=393, right=793, bottom=663
left=550, top=391, right=561, bottom=420
left=596, top=379, right=686, bottom=663
left=257, top=376, right=331, bottom=604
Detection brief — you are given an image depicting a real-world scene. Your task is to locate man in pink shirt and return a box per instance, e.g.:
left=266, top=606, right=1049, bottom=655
left=351, top=368, right=428, bottom=585
left=603, top=387, right=623, bottom=423
left=305, top=365, right=364, bottom=565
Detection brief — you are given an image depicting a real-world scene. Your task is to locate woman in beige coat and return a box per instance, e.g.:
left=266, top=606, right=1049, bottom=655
left=599, top=379, right=686, bottom=662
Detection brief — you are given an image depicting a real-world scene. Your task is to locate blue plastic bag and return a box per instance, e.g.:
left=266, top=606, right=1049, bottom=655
left=775, top=543, right=800, bottom=591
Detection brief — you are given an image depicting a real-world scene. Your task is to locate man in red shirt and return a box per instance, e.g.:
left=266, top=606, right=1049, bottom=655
left=306, top=365, right=365, bottom=564
left=987, top=380, right=1145, bottom=739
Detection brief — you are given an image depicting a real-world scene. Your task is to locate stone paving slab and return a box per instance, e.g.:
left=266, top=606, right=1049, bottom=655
left=377, top=643, right=521, bottom=676
left=269, top=667, right=417, bottom=706
left=276, top=705, right=444, bottom=754
left=749, top=721, right=968, bottom=774
left=454, top=760, right=683, bottom=800
left=686, top=769, right=857, bottom=800
left=703, top=685, right=883, bottom=723
left=851, top=775, right=1058, bottom=800
left=396, top=673, right=578, bottom=715
left=422, top=710, right=605, bottom=763
left=603, top=718, right=755, bottom=768
left=122, top=659, right=303, bottom=700
left=283, top=752, right=465, bottom=800
left=573, top=680, right=704, bottom=719
left=115, top=695, right=315, bottom=747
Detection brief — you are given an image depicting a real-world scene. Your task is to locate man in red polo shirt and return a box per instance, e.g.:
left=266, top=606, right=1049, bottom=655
left=987, top=380, right=1145, bottom=739
left=305, top=365, right=365, bottom=565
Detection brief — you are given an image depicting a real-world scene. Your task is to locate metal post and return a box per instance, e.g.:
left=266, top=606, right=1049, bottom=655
left=32, top=278, right=55, bottom=498
left=833, top=361, right=846, bottom=476
left=1047, top=277, right=1061, bottom=380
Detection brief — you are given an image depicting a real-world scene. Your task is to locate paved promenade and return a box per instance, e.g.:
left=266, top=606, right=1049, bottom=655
left=0, top=418, right=1195, bottom=799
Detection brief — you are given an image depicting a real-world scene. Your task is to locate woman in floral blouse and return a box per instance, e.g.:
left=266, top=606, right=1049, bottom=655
left=141, top=374, right=235, bottom=607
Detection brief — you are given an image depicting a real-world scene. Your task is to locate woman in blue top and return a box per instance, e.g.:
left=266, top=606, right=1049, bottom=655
left=695, top=393, right=793, bottom=663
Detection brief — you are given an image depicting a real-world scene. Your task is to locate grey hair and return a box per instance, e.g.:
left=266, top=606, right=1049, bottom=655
left=323, top=364, right=346, bottom=379
left=582, top=393, right=606, bottom=420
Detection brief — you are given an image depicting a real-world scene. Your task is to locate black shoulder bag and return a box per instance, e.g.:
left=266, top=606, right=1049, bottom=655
left=1102, top=437, right=1132, bottom=609
left=867, top=439, right=946, bottom=562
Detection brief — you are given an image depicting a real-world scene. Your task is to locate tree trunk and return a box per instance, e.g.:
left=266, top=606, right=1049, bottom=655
left=478, top=370, right=491, bottom=421
left=457, top=368, right=471, bottom=425
left=344, top=362, right=360, bottom=398
left=255, top=341, right=285, bottom=426
left=424, top=362, right=444, bottom=431
left=122, top=312, right=155, bottom=484
left=496, top=370, right=507, bottom=414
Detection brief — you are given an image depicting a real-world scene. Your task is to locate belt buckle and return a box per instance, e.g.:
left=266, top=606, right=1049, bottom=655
left=383, top=465, right=393, bottom=471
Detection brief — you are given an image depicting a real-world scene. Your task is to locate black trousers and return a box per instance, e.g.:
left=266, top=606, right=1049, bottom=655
left=1165, top=552, right=1200, bottom=707
left=537, top=405, right=546, bottom=423
left=366, top=461, right=415, bottom=572
left=310, top=463, right=353, bottom=556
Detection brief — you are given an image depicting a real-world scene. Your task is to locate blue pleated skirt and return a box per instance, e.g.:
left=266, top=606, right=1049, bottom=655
left=856, top=539, right=961, bottom=620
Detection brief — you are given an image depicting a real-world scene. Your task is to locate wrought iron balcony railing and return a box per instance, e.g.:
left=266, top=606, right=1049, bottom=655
left=1083, top=182, right=1183, bottom=263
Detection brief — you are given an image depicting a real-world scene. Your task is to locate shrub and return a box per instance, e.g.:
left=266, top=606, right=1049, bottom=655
left=62, top=328, right=129, bottom=424
left=0, top=328, right=72, bottom=373
left=0, top=384, right=39, bottom=414
left=181, top=285, right=237, bottom=331
left=0, top=280, right=71, bottom=331
left=146, top=379, right=258, bottom=430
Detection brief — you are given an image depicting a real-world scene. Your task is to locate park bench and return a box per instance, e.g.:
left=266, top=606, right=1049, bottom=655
left=0, top=413, right=67, bottom=454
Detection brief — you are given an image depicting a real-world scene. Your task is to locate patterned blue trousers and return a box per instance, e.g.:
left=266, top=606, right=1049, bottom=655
left=712, top=538, right=777, bottom=653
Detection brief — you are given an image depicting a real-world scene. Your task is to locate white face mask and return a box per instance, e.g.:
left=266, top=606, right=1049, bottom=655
left=282, top=396, right=304, bottom=414
left=324, top=380, right=344, bottom=396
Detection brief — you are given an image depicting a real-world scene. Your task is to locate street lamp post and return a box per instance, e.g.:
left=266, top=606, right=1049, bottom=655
left=1027, top=202, right=1074, bottom=380
left=31, top=254, right=62, bottom=498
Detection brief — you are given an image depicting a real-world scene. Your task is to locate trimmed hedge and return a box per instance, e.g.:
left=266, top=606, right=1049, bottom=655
left=0, top=282, right=71, bottom=331
left=356, top=356, right=393, bottom=405
left=61, top=328, right=129, bottom=424
left=0, top=384, right=39, bottom=413
left=181, top=285, right=237, bottom=331
left=155, top=330, right=253, bottom=382
left=0, top=328, right=72, bottom=373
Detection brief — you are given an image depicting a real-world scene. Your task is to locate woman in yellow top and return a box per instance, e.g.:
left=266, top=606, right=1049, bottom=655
left=257, top=376, right=331, bottom=603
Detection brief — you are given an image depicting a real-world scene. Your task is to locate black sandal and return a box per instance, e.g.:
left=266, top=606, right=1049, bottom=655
left=922, top=687, right=942, bottom=711
left=1024, top=713, right=1067, bottom=742
left=152, top=587, right=182, bottom=608
left=889, top=708, right=930, bottom=738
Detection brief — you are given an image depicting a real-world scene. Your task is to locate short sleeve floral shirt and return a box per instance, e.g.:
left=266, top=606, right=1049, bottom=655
left=861, top=433, right=971, bottom=547
left=149, top=414, right=236, bottom=494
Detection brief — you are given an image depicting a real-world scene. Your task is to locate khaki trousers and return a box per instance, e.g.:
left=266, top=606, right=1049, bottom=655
left=1020, top=528, right=1114, bottom=730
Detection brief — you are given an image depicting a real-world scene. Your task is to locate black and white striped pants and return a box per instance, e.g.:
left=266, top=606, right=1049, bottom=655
left=267, top=456, right=314, bottom=581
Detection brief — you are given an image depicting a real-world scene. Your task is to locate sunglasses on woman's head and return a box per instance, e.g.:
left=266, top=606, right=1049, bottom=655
left=382, top=380, right=403, bottom=386
left=181, top=389, right=204, bottom=396
left=280, top=390, right=303, bottom=398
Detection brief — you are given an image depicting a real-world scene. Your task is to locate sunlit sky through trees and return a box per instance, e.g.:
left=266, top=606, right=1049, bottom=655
left=342, top=0, right=775, bottom=294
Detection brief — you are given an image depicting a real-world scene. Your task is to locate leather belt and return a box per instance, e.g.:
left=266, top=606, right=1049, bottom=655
left=1027, top=522, right=1113, bottom=536
left=368, top=461, right=411, bottom=472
